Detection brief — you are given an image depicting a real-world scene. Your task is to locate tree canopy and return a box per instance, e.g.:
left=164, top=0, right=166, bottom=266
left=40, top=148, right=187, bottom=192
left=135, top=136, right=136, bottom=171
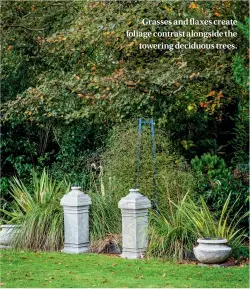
left=1, top=0, right=249, bottom=179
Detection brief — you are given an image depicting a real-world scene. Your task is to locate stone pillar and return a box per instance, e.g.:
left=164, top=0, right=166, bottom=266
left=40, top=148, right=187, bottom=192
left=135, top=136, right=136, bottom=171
left=60, top=186, right=91, bottom=253
left=118, top=188, right=151, bottom=259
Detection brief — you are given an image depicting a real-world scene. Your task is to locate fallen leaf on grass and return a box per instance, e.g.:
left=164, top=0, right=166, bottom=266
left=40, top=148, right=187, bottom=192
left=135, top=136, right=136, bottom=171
left=112, top=263, right=117, bottom=266
left=162, top=273, right=166, bottom=277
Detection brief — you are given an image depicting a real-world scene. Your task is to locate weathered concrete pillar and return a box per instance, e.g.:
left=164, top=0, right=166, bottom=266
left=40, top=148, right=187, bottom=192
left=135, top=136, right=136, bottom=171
left=118, top=188, right=151, bottom=259
left=60, top=186, right=91, bottom=253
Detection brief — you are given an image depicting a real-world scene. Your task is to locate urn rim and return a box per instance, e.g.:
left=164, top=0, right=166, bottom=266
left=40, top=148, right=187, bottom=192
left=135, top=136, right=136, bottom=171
left=197, top=238, right=228, bottom=244
left=71, top=186, right=82, bottom=190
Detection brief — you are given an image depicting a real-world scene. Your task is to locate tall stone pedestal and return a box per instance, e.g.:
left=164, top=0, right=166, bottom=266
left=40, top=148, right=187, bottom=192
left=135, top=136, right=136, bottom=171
left=60, top=186, right=91, bottom=253
left=118, top=189, right=151, bottom=259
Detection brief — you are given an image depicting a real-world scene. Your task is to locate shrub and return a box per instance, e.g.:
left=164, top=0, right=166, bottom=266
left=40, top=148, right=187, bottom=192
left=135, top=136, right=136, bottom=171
left=49, top=120, right=108, bottom=187
left=191, top=153, right=249, bottom=228
left=232, top=244, right=249, bottom=260
left=0, top=177, right=11, bottom=217
left=101, top=121, right=197, bottom=211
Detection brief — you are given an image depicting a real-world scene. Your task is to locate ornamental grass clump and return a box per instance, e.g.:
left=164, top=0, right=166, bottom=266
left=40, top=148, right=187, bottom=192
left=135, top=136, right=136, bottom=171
left=84, top=166, right=121, bottom=242
left=147, top=193, right=249, bottom=261
left=89, top=191, right=121, bottom=241
left=184, top=194, right=249, bottom=250
left=1, top=169, right=70, bottom=251
left=147, top=193, right=197, bottom=261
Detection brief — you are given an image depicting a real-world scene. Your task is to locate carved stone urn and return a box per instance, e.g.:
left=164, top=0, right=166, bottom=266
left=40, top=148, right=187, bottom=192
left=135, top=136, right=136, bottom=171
left=193, top=238, right=232, bottom=264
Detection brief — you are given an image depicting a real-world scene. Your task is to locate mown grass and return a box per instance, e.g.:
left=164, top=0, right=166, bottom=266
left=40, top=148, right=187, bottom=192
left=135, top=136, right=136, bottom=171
left=1, top=250, right=249, bottom=288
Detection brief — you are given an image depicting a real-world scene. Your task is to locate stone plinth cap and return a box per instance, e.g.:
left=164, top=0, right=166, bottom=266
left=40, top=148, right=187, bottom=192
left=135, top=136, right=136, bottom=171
left=118, top=188, right=151, bottom=210
left=60, top=186, right=92, bottom=207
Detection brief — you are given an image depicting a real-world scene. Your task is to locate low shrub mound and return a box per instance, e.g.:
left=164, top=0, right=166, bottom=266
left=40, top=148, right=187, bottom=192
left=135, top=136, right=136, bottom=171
left=101, top=122, right=197, bottom=211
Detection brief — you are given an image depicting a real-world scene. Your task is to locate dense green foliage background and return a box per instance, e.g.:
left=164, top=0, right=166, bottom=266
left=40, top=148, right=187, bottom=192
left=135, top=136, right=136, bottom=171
left=1, top=1, right=249, bottom=232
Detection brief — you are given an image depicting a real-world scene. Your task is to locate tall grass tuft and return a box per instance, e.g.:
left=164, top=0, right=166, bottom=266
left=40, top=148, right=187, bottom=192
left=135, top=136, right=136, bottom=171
left=89, top=192, right=121, bottom=241
left=88, top=168, right=121, bottom=241
left=147, top=193, right=197, bottom=261
left=1, top=169, right=70, bottom=251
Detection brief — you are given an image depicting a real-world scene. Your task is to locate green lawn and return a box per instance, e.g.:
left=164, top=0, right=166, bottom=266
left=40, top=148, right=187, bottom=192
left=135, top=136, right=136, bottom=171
left=0, top=250, right=249, bottom=288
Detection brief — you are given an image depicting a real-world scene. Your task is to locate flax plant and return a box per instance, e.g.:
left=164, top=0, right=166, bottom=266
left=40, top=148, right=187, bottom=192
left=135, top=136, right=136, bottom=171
left=1, top=169, right=70, bottom=251
left=148, top=193, right=249, bottom=261
left=184, top=194, right=249, bottom=249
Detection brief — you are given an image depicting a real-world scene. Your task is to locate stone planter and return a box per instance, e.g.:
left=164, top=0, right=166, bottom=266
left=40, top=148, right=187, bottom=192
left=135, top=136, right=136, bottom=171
left=193, top=238, right=232, bottom=264
left=0, top=225, right=20, bottom=247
